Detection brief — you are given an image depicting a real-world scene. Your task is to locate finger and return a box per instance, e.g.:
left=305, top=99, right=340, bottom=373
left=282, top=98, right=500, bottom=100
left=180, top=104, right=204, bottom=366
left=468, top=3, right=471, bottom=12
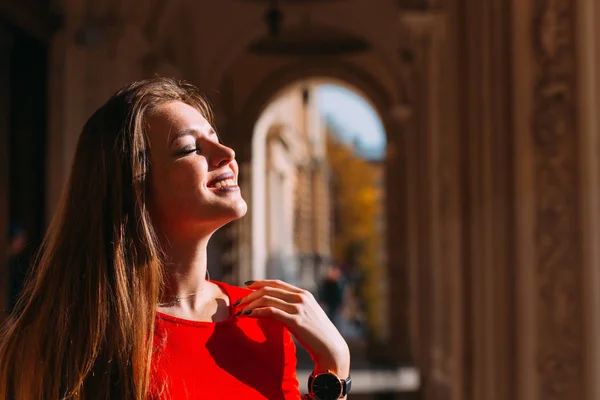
left=240, top=306, right=296, bottom=323
left=244, top=279, right=304, bottom=294
left=235, top=295, right=299, bottom=317
left=235, top=286, right=302, bottom=307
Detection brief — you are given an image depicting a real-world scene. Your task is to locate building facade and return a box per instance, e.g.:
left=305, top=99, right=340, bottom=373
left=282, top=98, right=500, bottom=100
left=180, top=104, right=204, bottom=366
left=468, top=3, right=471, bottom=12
left=247, top=83, right=331, bottom=291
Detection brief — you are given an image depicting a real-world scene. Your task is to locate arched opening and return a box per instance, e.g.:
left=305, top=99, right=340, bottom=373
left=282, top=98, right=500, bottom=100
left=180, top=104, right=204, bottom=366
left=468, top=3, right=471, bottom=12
left=221, top=56, right=417, bottom=394
left=250, top=78, right=390, bottom=348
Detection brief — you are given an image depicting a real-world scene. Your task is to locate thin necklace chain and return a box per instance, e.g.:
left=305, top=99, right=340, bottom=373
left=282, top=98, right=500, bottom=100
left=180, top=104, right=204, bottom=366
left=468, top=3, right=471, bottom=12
left=173, top=292, right=199, bottom=304
left=158, top=291, right=204, bottom=306
left=159, top=271, right=210, bottom=306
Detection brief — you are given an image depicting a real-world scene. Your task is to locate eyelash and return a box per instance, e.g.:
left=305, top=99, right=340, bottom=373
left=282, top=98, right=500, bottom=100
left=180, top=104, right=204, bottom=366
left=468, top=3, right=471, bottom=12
left=177, top=147, right=201, bottom=156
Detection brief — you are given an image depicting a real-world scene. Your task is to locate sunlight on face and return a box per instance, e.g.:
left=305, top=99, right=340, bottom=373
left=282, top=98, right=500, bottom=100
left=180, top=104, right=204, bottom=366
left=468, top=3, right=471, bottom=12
left=146, top=101, right=247, bottom=238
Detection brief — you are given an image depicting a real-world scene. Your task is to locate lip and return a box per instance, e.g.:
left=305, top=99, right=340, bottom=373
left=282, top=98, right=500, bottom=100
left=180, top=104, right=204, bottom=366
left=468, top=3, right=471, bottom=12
left=207, top=172, right=235, bottom=188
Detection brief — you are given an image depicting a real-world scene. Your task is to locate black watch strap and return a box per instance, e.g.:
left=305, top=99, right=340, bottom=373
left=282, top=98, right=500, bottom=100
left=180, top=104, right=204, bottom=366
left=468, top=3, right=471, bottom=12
left=342, top=375, right=351, bottom=396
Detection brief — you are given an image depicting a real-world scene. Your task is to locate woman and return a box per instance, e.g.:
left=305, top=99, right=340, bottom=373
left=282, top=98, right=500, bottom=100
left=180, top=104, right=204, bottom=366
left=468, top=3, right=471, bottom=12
left=0, top=77, right=351, bottom=399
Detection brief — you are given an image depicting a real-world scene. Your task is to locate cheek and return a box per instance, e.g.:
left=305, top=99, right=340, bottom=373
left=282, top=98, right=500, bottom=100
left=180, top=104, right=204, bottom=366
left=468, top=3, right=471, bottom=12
left=152, top=163, right=206, bottom=204
left=149, top=175, right=200, bottom=223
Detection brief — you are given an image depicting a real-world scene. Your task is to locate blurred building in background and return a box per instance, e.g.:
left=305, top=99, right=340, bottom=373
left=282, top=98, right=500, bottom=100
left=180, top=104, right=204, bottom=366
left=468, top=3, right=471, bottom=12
left=2, top=0, right=600, bottom=399
left=244, top=83, right=331, bottom=293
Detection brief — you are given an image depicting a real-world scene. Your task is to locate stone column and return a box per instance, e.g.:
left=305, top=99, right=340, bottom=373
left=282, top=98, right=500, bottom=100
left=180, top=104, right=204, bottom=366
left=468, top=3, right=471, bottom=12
left=458, top=0, right=516, bottom=398
left=235, top=159, right=254, bottom=285
left=383, top=108, right=413, bottom=371
left=398, top=8, right=463, bottom=399
left=46, top=0, right=88, bottom=216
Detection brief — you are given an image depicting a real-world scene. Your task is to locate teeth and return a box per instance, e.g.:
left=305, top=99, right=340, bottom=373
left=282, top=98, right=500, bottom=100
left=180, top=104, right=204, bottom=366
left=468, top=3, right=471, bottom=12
left=212, top=178, right=236, bottom=188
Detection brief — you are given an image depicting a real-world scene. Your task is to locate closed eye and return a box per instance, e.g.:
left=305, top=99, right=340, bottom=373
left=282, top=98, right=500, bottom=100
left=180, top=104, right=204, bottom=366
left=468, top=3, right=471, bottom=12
left=175, top=147, right=201, bottom=157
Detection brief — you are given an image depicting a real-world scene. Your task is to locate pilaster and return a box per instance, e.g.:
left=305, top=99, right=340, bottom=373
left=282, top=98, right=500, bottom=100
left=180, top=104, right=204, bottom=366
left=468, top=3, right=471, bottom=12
left=398, top=8, right=462, bottom=399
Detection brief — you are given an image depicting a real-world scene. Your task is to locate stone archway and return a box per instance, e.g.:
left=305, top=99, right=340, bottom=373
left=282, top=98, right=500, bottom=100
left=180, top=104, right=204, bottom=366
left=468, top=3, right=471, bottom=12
left=219, top=58, right=414, bottom=368
left=228, top=60, right=399, bottom=148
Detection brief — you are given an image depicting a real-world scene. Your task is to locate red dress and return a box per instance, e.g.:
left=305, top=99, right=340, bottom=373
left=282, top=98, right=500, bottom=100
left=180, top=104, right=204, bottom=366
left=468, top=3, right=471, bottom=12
left=149, top=281, right=301, bottom=399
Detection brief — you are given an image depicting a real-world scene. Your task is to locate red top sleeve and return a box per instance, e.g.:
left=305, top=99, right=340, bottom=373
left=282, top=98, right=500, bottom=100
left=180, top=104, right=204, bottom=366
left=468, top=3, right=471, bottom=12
left=149, top=281, right=301, bottom=399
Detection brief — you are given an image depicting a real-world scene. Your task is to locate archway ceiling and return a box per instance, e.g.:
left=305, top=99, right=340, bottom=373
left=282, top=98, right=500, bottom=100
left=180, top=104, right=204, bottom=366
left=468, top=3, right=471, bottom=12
left=248, top=25, right=371, bottom=56
left=131, top=0, right=415, bottom=125
left=172, top=0, right=403, bottom=84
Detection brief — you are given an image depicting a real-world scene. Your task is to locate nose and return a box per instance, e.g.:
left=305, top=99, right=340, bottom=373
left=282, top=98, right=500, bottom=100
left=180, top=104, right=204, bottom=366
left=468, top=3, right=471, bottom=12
left=209, top=142, right=236, bottom=168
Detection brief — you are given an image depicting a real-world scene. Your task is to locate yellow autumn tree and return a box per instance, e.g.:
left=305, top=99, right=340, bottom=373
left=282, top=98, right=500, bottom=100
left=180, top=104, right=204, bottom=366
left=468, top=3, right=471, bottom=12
left=326, top=128, right=384, bottom=341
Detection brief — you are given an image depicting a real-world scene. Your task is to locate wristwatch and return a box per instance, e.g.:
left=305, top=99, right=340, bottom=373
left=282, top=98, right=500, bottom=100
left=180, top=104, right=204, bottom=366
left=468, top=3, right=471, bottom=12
left=308, top=370, right=352, bottom=400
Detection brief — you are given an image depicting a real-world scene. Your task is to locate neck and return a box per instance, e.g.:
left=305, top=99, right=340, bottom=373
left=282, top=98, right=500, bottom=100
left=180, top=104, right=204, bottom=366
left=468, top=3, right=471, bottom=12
left=160, top=233, right=212, bottom=305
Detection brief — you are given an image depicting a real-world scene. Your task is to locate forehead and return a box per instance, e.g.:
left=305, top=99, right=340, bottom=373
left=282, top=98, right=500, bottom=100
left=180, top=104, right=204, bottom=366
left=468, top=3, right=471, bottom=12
left=146, top=101, right=213, bottom=141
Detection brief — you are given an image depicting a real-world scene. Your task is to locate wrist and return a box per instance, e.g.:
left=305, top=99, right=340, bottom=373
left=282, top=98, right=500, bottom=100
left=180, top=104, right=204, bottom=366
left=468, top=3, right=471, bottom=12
left=313, top=342, right=351, bottom=378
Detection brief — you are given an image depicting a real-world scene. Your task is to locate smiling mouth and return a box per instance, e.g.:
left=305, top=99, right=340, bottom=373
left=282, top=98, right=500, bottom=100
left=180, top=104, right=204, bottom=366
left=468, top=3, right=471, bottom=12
left=207, top=174, right=238, bottom=191
left=209, top=178, right=237, bottom=189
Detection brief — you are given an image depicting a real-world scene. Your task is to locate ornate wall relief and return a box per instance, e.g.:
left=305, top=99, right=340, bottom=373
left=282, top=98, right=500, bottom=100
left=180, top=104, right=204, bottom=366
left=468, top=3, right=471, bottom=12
left=532, top=0, right=584, bottom=398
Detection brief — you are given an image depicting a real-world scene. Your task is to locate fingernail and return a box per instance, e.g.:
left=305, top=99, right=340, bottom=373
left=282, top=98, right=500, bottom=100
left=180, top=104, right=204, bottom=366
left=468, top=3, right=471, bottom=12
left=234, top=299, right=241, bottom=307
left=244, top=280, right=255, bottom=286
left=235, top=310, right=242, bottom=317
left=243, top=309, right=252, bottom=315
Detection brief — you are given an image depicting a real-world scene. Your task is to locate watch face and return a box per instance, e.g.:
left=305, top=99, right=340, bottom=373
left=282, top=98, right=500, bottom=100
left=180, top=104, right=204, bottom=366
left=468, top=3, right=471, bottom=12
left=312, top=373, right=343, bottom=400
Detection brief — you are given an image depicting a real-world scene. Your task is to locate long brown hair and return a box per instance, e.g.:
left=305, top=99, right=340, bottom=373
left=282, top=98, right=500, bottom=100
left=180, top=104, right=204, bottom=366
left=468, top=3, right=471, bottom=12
left=0, top=77, right=214, bottom=399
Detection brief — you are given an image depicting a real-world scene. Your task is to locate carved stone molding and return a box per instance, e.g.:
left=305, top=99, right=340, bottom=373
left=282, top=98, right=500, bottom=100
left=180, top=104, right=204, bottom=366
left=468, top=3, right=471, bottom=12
left=532, top=0, right=584, bottom=398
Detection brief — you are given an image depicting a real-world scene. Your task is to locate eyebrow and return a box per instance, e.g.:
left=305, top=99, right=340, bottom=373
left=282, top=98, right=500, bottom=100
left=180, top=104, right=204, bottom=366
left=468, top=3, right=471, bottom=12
left=168, top=128, right=218, bottom=147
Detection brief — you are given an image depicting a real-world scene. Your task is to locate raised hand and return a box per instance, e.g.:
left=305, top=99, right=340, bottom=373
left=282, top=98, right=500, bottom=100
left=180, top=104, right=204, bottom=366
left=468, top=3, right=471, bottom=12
left=234, top=279, right=351, bottom=379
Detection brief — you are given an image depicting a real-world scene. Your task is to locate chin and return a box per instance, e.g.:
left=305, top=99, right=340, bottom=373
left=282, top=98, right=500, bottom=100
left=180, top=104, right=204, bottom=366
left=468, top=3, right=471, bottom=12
left=229, top=199, right=248, bottom=220
left=215, top=199, right=248, bottom=225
